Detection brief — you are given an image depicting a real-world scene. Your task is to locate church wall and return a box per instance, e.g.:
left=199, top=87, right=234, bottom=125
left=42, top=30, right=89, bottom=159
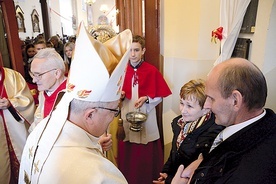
left=15, top=0, right=44, bottom=41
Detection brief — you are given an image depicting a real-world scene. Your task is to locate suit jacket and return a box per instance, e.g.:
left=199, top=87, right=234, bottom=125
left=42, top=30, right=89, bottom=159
left=162, top=113, right=224, bottom=184
left=191, top=108, right=276, bottom=184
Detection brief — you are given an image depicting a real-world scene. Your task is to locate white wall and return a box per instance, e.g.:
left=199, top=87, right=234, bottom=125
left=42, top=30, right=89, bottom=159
left=59, top=0, right=74, bottom=36
left=15, top=0, right=65, bottom=39
left=262, top=0, right=276, bottom=111
left=47, top=0, right=62, bottom=37
left=15, top=0, right=44, bottom=40
left=15, top=0, right=117, bottom=39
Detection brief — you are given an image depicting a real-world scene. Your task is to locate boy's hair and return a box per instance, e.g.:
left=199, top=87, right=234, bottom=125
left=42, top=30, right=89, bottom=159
left=133, top=35, right=145, bottom=48
left=34, top=39, right=46, bottom=46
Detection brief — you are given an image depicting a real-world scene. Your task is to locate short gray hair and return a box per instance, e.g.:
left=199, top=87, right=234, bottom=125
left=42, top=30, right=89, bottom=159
left=70, top=99, right=116, bottom=114
left=34, top=48, right=66, bottom=73
left=70, top=99, right=101, bottom=114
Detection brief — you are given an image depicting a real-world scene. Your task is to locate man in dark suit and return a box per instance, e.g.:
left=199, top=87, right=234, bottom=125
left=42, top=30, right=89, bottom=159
left=172, top=58, right=276, bottom=184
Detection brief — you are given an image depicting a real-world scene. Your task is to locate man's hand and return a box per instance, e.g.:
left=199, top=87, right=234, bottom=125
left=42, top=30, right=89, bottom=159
left=120, top=91, right=126, bottom=101
left=152, top=172, right=167, bottom=183
left=181, top=153, right=203, bottom=179
left=171, top=165, right=190, bottom=184
left=0, top=98, right=11, bottom=109
left=99, top=133, right=112, bottom=151
left=172, top=154, right=204, bottom=184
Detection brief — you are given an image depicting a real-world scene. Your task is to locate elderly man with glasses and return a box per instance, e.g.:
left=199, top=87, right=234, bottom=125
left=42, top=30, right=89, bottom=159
left=28, top=48, right=67, bottom=132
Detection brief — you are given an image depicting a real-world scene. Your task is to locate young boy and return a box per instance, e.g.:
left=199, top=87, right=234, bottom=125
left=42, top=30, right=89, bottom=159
left=118, top=35, right=172, bottom=184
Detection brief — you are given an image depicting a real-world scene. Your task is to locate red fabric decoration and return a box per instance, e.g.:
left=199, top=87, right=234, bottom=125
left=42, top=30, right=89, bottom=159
left=122, top=62, right=171, bottom=99
left=211, top=27, right=223, bottom=43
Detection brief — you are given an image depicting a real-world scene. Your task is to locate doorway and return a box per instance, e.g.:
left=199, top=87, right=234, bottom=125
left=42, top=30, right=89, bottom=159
left=116, top=0, right=164, bottom=147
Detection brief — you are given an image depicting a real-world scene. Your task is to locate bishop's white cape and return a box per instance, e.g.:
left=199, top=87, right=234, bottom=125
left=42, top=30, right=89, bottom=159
left=19, top=112, right=127, bottom=184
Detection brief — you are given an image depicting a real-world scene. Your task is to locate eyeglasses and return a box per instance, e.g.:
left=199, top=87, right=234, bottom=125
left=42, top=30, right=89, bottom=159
left=29, top=68, right=57, bottom=80
left=95, top=107, right=121, bottom=117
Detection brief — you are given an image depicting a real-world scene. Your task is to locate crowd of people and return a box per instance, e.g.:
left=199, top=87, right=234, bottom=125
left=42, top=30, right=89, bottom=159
left=22, top=33, right=76, bottom=77
left=0, top=24, right=275, bottom=184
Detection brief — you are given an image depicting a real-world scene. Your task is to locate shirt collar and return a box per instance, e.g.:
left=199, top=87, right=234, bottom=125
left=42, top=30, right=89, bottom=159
left=221, top=109, right=266, bottom=141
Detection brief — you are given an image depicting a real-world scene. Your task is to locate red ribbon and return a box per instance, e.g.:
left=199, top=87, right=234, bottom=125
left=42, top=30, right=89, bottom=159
left=211, top=27, right=223, bottom=43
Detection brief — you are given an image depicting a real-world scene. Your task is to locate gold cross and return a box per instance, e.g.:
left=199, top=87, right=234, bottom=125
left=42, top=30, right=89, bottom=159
left=33, top=160, right=40, bottom=174
left=28, top=146, right=34, bottom=159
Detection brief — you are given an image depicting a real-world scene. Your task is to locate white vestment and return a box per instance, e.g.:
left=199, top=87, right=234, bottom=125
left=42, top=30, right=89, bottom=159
left=19, top=118, right=127, bottom=184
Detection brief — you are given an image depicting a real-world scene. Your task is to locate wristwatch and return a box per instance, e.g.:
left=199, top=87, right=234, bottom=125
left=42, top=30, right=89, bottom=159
left=145, top=96, right=149, bottom=103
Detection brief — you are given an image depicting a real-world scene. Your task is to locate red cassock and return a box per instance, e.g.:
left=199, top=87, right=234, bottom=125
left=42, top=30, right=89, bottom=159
left=119, top=61, right=172, bottom=184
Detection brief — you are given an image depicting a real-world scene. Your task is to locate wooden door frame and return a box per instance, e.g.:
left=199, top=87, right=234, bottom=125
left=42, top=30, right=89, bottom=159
left=0, top=0, right=24, bottom=75
left=40, top=0, right=50, bottom=41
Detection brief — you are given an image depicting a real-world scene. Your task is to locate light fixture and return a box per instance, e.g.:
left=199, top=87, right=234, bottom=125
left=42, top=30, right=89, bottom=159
left=86, top=0, right=96, bottom=5
left=100, top=4, right=109, bottom=14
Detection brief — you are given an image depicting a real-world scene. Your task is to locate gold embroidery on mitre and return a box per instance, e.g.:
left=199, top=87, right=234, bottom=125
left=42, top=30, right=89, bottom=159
left=24, top=170, right=31, bottom=184
left=77, top=90, right=92, bottom=98
left=67, top=83, right=75, bottom=92
left=28, top=146, right=34, bottom=159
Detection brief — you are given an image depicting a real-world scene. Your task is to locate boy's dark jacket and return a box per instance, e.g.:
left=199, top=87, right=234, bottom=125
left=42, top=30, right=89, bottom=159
left=162, top=113, right=224, bottom=184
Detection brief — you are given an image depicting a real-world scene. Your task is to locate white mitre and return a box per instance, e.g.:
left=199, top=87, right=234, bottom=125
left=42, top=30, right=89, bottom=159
left=20, top=22, right=132, bottom=183
left=67, top=22, right=132, bottom=102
